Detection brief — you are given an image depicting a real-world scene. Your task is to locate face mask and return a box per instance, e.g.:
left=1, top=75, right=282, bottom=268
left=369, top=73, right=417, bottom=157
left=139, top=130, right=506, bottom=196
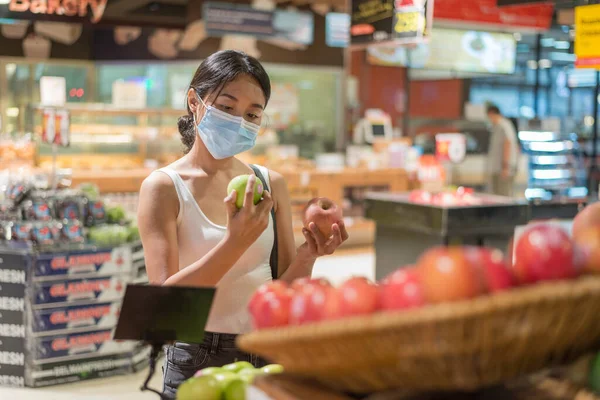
left=194, top=96, right=260, bottom=159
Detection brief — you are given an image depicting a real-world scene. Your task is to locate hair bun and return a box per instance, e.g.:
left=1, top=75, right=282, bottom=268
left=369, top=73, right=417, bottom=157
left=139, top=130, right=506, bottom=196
left=177, top=115, right=196, bottom=153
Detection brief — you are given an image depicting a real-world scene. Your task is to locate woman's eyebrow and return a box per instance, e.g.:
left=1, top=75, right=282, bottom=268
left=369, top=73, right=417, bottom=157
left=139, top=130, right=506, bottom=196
left=218, top=92, right=264, bottom=110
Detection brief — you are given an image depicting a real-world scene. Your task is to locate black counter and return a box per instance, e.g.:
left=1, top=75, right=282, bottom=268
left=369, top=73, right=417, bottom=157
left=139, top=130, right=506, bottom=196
left=364, top=193, right=587, bottom=280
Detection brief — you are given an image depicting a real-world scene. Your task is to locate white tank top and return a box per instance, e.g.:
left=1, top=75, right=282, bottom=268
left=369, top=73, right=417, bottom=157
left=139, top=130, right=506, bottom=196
left=155, top=166, right=274, bottom=334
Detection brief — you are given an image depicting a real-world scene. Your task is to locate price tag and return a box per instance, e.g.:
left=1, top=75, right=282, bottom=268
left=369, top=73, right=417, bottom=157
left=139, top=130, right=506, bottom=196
left=394, top=11, right=420, bottom=34
left=42, top=108, right=70, bottom=147
left=436, top=133, right=466, bottom=164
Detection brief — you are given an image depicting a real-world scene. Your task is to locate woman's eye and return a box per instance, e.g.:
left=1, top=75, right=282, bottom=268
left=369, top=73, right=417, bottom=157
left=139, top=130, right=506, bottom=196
left=247, top=113, right=260, bottom=120
left=218, top=105, right=233, bottom=111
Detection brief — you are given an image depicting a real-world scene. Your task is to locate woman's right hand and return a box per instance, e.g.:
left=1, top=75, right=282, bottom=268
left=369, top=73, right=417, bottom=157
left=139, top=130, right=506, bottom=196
left=224, top=175, right=273, bottom=249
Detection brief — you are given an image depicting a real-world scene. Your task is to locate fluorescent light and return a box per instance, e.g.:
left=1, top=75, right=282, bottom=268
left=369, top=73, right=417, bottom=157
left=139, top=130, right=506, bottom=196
left=538, top=59, right=552, bottom=69
left=554, top=41, right=570, bottom=50
left=541, top=38, right=555, bottom=47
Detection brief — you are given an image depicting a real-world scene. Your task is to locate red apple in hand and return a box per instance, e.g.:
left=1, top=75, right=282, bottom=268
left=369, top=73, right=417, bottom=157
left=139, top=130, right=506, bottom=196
left=303, top=197, right=343, bottom=238
left=573, top=226, right=600, bottom=273
left=337, top=277, right=379, bottom=317
left=514, top=224, right=578, bottom=284
left=418, top=247, right=482, bottom=303
left=465, top=247, right=514, bottom=292
left=573, top=203, right=600, bottom=238
left=379, top=267, right=426, bottom=310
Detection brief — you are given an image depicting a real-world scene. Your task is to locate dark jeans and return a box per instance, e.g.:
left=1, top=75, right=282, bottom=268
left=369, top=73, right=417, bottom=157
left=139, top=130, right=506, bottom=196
left=162, top=332, right=267, bottom=399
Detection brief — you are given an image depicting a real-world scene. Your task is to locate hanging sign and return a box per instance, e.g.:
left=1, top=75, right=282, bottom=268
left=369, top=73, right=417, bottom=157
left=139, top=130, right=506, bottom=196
left=42, top=108, right=70, bottom=147
left=1, top=0, right=107, bottom=24
left=203, top=2, right=314, bottom=45
left=350, top=0, right=433, bottom=48
left=575, top=4, right=600, bottom=69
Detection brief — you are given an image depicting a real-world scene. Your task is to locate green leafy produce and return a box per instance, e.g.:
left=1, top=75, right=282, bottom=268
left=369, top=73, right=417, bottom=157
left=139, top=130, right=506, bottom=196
left=106, top=205, right=126, bottom=224
left=79, top=183, right=100, bottom=200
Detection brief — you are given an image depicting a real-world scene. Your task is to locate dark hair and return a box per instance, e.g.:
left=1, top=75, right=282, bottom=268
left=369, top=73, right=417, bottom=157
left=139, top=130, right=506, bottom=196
left=178, top=50, right=271, bottom=153
left=486, top=104, right=501, bottom=115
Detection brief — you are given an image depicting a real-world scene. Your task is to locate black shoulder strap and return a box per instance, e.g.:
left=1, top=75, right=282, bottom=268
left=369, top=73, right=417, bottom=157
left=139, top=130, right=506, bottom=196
left=250, top=164, right=278, bottom=280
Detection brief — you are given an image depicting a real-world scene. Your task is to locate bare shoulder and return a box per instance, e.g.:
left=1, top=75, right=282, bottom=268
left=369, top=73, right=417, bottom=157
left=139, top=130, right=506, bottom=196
left=268, top=169, right=287, bottom=192
left=139, top=171, right=179, bottom=210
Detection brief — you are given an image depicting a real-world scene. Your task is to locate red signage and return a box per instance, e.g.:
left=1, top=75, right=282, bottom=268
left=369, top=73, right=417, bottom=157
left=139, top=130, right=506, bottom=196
left=5, top=0, right=107, bottom=24
left=433, top=0, right=554, bottom=30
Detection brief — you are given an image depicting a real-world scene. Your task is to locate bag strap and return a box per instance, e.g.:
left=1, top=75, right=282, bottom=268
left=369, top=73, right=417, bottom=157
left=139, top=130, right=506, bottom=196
left=250, top=165, right=278, bottom=280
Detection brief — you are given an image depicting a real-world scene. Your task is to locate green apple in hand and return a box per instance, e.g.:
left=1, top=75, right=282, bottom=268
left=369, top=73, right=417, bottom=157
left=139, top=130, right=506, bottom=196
left=227, top=175, right=263, bottom=209
left=262, top=364, right=284, bottom=375
left=222, top=361, right=254, bottom=373
left=176, top=376, right=221, bottom=400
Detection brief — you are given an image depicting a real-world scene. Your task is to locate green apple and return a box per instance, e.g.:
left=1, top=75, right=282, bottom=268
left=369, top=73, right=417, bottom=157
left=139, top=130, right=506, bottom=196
left=589, top=352, right=600, bottom=393
left=227, top=175, right=263, bottom=209
left=238, top=368, right=265, bottom=384
left=213, top=371, right=239, bottom=390
left=222, top=361, right=254, bottom=373
left=176, top=376, right=221, bottom=400
left=262, top=364, right=284, bottom=375
left=223, top=379, right=247, bottom=400
left=195, top=367, right=223, bottom=377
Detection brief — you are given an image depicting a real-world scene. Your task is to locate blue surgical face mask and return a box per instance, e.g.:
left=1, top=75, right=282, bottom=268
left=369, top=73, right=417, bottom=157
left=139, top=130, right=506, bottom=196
left=194, top=96, right=260, bottom=159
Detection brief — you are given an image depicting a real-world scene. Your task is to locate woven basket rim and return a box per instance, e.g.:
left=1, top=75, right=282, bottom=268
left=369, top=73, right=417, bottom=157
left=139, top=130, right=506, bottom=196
left=238, top=275, right=600, bottom=350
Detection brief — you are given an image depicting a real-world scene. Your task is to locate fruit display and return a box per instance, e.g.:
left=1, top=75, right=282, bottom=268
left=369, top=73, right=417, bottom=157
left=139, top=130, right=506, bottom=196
left=248, top=216, right=600, bottom=330
left=177, top=361, right=284, bottom=400
left=0, top=177, right=138, bottom=248
left=227, top=175, right=264, bottom=208
left=408, top=187, right=497, bottom=207
left=302, top=197, right=343, bottom=237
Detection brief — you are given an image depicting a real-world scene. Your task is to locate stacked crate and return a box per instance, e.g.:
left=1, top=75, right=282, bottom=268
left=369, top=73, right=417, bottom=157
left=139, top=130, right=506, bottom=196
left=0, top=242, right=149, bottom=388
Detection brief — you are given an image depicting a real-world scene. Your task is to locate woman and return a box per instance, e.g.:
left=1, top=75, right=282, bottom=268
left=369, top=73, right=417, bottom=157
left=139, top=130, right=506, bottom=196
left=137, top=50, right=349, bottom=398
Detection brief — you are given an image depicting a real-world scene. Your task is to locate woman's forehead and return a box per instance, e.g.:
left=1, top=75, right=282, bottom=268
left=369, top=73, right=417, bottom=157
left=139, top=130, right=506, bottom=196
left=219, top=75, right=266, bottom=105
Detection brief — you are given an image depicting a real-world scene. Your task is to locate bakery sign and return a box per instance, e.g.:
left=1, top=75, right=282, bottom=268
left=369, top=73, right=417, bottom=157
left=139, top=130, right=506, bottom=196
left=1, top=0, right=107, bottom=24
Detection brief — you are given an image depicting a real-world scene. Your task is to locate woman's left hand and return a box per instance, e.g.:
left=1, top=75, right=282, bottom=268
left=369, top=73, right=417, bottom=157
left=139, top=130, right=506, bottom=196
left=302, top=220, right=349, bottom=257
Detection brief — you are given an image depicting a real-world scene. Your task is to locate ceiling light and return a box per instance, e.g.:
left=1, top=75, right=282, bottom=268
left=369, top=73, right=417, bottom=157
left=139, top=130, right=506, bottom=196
left=538, top=59, right=552, bottom=69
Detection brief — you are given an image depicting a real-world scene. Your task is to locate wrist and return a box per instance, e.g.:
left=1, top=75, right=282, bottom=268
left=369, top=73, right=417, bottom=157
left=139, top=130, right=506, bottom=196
left=221, top=233, right=250, bottom=254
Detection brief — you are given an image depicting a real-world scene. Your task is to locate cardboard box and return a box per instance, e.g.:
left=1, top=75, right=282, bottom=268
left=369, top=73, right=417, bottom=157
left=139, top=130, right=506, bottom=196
left=33, top=246, right=133, bottom=279
left=30, top=301, right=121, bottom=334
left=31, top=275, right=129, bottom=307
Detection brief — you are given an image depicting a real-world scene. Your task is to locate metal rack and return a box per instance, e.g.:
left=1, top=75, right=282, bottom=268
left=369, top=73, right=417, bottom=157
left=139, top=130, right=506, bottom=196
left=518, top=130, right=588, bottom=201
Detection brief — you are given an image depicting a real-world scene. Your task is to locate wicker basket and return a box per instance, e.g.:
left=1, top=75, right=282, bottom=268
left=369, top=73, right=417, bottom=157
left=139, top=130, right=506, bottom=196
left=237, top=275, right=600, bottom=394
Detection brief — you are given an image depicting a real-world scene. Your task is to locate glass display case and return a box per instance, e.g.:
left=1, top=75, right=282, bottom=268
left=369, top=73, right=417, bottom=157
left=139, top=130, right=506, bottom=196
left=518, top=130, right=588, bottom=201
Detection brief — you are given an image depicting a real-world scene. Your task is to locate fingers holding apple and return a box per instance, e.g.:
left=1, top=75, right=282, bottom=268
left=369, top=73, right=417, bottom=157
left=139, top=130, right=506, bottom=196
left=302, top=197, right=347, bottom=256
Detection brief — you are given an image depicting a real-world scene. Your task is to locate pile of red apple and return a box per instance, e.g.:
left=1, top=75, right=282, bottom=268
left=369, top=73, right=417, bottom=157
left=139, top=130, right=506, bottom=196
left=408, top=187, right=486, bottom=207
left=248, top=203, right=600, bottom=330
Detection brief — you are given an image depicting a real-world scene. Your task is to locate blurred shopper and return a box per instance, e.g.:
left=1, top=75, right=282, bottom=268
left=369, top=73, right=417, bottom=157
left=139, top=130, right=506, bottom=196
left=137, top=50, right=348, bottom=399
left=486, top=105, right=519, bottom=196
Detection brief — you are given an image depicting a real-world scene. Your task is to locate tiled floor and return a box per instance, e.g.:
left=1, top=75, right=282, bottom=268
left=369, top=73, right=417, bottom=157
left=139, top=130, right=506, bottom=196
left=0, top=249, right=375, bottom=399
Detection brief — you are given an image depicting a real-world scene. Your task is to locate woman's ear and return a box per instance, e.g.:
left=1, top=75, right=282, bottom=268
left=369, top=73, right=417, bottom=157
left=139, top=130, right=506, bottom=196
left=187, top=88, right=199, bottom=115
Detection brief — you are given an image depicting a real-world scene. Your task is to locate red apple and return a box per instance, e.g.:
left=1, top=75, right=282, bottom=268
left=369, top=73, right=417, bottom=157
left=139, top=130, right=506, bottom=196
left=514, top=224, right=578, bottom=284
left=303, top=197, right=343, bottom=238
left=321, top=286, right=342, bottom=320
left=378, top=267, right=426, bottom=310
left=290, top=277, right=331, bottom=291
left=417, top=246, right=482, bottom=303
left=465, top=247, right=514, bottom=293
left=337, top=277, right=379, bottom=317
left=250, top=290, right=293, bottom=329
left=573, top=203, right=600, bottom=238
left=289, top=284, right=329, bottom=325
left=248, top=281, right=290, bottom=316
left=573, top=226, right=600, bottom=273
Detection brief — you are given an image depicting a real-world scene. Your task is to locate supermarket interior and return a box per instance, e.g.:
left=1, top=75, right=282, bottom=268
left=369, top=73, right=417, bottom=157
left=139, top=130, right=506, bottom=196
left=2, top=0, right=600, bottom=399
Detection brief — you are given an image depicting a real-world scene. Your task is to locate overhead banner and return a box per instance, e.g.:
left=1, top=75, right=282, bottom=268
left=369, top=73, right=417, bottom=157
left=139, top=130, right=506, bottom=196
left=203, top=2, right=314, bottom=45
left=575, top=4, right=600, bottom=69
left=0, top=0, right=107, bottom=24
left=350, top=0, right=433, bottom=49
